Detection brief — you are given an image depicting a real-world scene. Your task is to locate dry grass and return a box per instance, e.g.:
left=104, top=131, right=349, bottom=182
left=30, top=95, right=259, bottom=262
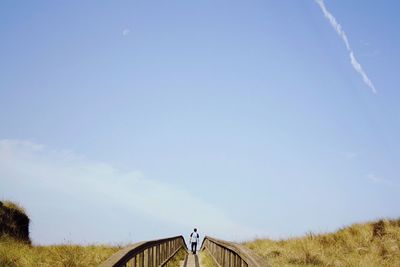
left=0, top=237, right=120, bottom=267
left=245, top=219, right=400, bottom=266
left=1, top=201, right=26, bottom=215
left=0, top=200, right=119, bottom=266
left=0, top=200, right=30, bottom=243
left=1, top=200, right=189, bottom=266
left=200, top=249, right=218, bottom=267
left=167, top=248, right=187, bottom=267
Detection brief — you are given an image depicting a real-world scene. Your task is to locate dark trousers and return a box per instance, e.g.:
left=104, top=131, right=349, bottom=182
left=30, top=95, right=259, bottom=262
left=191, top=242, right=197, bottom=254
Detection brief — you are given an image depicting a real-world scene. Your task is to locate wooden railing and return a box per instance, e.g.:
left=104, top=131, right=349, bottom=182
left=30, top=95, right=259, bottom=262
left=99, top=236, right=187, bottom=267
left=200, top=236, right=269, bottom=267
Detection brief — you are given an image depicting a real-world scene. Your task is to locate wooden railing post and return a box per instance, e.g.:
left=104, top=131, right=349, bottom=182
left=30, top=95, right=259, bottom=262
left=139, top=252, right=144, bottom=267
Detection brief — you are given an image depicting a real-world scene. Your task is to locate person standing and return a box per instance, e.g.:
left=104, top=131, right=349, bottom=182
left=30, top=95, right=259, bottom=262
left=189, top=228, right=199, bottom=254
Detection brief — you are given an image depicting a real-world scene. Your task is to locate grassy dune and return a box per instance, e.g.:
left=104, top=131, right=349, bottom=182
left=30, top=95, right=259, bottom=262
left=1, top=201, right=27, bottom=215
left=1, top=200, right=120, bottom=266
left=0, top=199, right=186, bottom=266
left=2, top=200, right=399, bottom=266
left=0, top=201, right=30, bottom=243
left=0, top=238, right=191, bottom=267
left=0, top=237, right=120, bottom=267
left=245, top=219, right=400, bottom=266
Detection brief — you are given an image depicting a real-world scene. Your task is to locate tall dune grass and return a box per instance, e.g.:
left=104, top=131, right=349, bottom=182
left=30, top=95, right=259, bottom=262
left=2, top=201, right=26, bottom=215
left=0, top=200, right=188, bottom=266
left=167, top=248, right=187, bottom=267
left=200, top=249, right=218, bottom=267
left=0, top=237, right=120, bottom=267
left=0, top=200, right=30, bottom=243
left=245, top=219, right=400, bottom=266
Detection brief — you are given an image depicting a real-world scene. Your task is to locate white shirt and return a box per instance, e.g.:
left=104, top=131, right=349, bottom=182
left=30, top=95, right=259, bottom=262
left=190, top=232, right=199, bottom=243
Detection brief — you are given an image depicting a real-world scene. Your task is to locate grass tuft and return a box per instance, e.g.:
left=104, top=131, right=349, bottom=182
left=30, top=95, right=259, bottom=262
left=0, top=236, right=120, bottom=267
left=165, top=248, right=187, bottom=267
left=200, top=249, right=218, bottom=267
left=0, top=200, right=30, bottom=243
left=1, top=201, right=26, bottom=215
left=245, top=218, right=400, bottom=266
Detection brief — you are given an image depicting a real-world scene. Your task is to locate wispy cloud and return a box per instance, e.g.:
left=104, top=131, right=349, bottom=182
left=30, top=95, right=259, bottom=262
left=344, top=152, right=357, bottom=160
left=315, top=0, right=377, bottom=94
left=367, top=173, right=383, bottom=183
left=0, top=139, right=254, bottom=244
left=122, top=28, right=130, bottom=36
left=367, top=173, right=399, bottom=187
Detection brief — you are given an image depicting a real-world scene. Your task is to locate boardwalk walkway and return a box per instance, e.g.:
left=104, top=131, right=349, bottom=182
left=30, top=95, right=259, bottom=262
left=179, top=253, right=201, bottom=267
left=100, top=235, right=268, bottom=267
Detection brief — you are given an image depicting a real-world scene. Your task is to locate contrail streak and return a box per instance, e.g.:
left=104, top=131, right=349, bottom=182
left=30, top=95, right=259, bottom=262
left=315, top=0, right=377, bottom=94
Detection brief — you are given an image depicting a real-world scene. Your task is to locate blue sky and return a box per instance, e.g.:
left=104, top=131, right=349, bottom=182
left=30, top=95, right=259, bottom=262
left=1, top=1, right=399, bottom=245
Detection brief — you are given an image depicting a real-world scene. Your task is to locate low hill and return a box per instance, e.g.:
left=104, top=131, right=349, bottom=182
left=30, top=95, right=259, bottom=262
left=245, top=219, right=400, bottom=266
left=0, top=200, right=119, bottom=267
left=0, top=201, right=30, bottom=243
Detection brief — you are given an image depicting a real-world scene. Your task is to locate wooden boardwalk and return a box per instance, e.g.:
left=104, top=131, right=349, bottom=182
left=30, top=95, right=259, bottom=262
left=100, top=235, right=269, bottom=267
left=179, top=253, right=201, bottom=267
